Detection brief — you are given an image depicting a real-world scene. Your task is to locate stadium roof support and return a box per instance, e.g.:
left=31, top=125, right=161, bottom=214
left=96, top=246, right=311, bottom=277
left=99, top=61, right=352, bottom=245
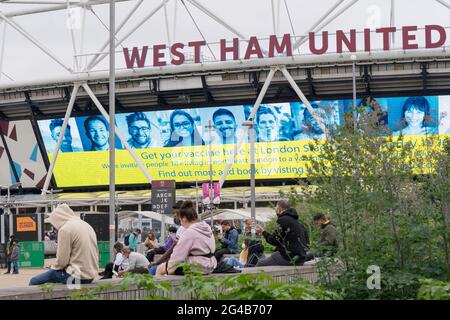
left=86, top=0, right=169, bottom=71
left=292, top=0, right=356, bottom=50
left=3, top=0, right=134, bottom=18
left=40, top=81, right=154, bottom=196
left=0, top=12, right=72, bottom=72
left=435, top=0, right=450, bottom=11
left=41, top=85, right=80, bottom=194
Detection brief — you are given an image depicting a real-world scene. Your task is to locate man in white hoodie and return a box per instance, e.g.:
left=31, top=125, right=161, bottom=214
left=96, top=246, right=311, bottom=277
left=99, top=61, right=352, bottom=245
left=29, top=204, right=99, bottom=286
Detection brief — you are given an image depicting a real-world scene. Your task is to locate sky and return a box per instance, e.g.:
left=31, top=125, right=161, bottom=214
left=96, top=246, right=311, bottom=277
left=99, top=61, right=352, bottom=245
left=0, top=0, right=449, bottom=84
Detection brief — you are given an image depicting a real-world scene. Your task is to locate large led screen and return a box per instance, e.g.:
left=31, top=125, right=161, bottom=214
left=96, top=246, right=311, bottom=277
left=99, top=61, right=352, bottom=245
left=37, top=95, right=450, bottom=187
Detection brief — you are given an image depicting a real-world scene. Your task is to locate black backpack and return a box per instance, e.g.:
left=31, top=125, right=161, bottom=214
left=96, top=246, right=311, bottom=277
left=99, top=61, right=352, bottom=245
left=245, top=240, right=265, bottom=267
left=124, top=234, right=130, bottom=246
left=213, top=260, right=242, bottom=274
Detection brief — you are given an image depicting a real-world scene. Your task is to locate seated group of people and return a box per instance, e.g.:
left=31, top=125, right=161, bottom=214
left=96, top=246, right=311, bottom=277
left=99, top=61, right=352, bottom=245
left=28, top=199, right=337, bottom=286
left=104, top=200, right=338, bottom=278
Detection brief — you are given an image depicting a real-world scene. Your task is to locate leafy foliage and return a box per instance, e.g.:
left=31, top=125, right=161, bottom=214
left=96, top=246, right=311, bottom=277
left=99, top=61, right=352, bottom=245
left=283, top=107, right=450, bottom=299
left=417, top=279, right=450, bottom=300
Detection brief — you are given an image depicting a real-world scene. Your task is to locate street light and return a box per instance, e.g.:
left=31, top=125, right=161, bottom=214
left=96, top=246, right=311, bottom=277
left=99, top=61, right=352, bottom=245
left=242, top=120, right=256, bottom=238
left=351, top=54, right=357, bottom=131
left=205, top=120, right=215, bottom=227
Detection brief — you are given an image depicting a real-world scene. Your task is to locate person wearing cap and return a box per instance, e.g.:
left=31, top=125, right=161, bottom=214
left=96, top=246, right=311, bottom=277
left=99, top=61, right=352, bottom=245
left=29, top=204, right=99, bottom=286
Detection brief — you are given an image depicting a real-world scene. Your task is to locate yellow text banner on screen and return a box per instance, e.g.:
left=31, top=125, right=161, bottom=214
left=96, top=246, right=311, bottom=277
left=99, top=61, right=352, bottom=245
left=50, top=135, right=449, bottom=187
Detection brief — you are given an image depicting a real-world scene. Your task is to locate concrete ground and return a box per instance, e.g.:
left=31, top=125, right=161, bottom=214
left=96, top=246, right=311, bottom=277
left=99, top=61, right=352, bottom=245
left=0, top=258, right=78, bottom=289
left=0, top=267, right=47, bottom=289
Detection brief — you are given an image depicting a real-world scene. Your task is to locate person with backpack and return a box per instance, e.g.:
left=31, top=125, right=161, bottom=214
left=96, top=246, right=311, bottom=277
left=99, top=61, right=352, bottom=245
left=255, top=200, right=309, bottom=266
left=126, top=229, right=141, bottom=252
left=155, top=201, right=217, bottom=276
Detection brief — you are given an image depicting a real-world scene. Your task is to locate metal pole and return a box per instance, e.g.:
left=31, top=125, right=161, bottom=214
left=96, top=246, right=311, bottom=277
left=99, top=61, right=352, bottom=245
left=87, top=0, right=169, bottom=70
left=109, top=0, right=116, bottom=260
left=195, top=180, right=199, bottom=218
left=293, top=0, right=359, bottom=50
left=186, top=0, right=246, bottom=39
left=436, top=0, right=450, bottom=10
left=0, top=214, right=5, bottom=244
left=41, top=84, right=80, bottom=195
left=280, top=67, right=328, bottom=136
left=4, top=0, right=133, bottom=18
left=160, top=213, right=166, bottom=244
left=208, top=120, right=214, bottom=227
left=219, top=67, right=277, bottom=187
left=249, top=122, right=256, bottom=239
left=0, top=12, right=73, bottom=73
left=82, top=83, right=154, bottom=183
left=7, top=187, right=10, bottom=215
left=84, top=0, right=145, bottom=71
left=0, top=21, right=7, bottom=81
left=390, top=0, right=395, bottom=48
left=352, top=55, right=357, bottom=130
left=271, top=0, right=277, bottom=36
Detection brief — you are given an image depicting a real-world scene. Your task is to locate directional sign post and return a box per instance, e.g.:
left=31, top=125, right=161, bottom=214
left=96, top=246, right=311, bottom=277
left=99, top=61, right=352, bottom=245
left=151, top=180, right=176, bottom=242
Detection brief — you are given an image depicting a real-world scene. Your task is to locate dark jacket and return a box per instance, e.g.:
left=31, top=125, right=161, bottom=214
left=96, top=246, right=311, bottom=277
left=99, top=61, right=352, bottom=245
left=11, top=244, right=20, bottom=261
left=319, top=221, right=337, bottom=254
left=5, top=240, right=14, bottom=258
left=220, top=227, right=239, bottom=254
left=262, top=208, right=309, bottom=264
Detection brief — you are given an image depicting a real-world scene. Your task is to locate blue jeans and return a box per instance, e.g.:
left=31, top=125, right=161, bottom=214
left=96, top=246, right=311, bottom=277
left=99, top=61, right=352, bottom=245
left=149, top=265, right=158, bottom=275
left=29, top=269, right=94, bottom=286
left=29, top=269, right=73, bottom=286
left=5, top=257, right=11, bottom=273
left=224, top=257, right=244, bottom=268
left=12, top=260, right=19, bottom=274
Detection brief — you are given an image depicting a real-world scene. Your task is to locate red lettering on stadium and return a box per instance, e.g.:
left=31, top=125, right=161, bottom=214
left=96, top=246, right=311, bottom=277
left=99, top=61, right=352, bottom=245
left=123, top=25, right=448, bottom=68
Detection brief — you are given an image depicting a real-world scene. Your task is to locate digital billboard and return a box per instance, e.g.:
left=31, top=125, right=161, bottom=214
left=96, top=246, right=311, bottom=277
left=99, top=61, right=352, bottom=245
left=37, top=95, right=450, bottom=187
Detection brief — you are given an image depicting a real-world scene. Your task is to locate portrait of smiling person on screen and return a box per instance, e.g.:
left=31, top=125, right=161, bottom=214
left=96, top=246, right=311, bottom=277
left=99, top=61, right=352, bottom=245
left=393, top=97, right=438, bottom=136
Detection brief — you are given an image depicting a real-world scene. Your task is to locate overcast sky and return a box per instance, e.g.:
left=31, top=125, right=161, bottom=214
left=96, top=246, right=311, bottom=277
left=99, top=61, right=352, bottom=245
left=0, top=0, right=449, bottom=84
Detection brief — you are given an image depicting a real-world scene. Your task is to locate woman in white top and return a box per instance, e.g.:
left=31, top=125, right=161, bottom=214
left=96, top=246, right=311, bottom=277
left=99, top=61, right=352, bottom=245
left=99, top=242, right=128, bottom=279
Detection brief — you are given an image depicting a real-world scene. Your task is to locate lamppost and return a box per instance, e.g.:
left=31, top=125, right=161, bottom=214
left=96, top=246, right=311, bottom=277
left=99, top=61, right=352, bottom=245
left=205, top=120, right=215, bottom=227
left=115, top=191, right=126, bottom=242
left=190, top=181, right=200, bottom=218
left=351, top=54, right=357, bottom=131
left=242, top=120, right=256, bottom=238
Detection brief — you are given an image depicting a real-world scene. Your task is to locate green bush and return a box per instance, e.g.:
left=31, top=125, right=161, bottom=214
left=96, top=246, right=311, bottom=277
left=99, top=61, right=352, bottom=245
left=417, top=279, right=450, bottom=300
